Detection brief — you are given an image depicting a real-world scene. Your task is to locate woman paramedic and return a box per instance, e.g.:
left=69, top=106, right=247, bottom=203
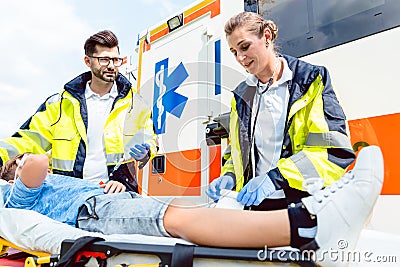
left=206, top=12, right=356, bottom=210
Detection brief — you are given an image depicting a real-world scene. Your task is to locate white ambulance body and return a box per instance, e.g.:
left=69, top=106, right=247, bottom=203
left=133, top=0, right=400, bottom=236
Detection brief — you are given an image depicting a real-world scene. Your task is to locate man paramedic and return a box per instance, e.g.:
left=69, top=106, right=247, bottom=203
left=0, top=30, right=157, bottom=193
left=0, top=145, right=384, bottom=267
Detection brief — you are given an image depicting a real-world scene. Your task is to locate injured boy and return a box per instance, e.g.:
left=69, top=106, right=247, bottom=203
left=0, top=146, right=383, bottom=267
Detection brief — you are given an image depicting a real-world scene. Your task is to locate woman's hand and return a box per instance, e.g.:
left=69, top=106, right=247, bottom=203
left=237, top=174, right=276, bottom=206
left=206, top=175, right=235, bottom=201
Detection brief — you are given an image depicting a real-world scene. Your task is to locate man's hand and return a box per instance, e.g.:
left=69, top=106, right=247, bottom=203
left=237, top=174, right=276, bottom=206
left=129, top=143, right=150, bottom=161
left=100, top=180, right=126, bottom=194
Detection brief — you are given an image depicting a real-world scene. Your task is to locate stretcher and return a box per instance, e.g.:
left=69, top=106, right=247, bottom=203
left=0, top=178, right=310, bottom=267
left=60, top=239, right=317, bottom=267
left=0, top=239, right=314, bottom=267
left=0, top=208, right=315, bottom=266
left=2, top=207, right=400, bottom=267
left=0, top=241, right=58, bottom=267
left=2, top=173, right=400, bottom=267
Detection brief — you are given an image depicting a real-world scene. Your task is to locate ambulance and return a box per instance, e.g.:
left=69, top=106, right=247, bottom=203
left=131, top=0, right=400, bottom=237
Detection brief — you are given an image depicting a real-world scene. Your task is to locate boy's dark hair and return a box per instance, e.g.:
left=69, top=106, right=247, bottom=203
left=84, top=30, right=119, bottom=56
left=0, top=153, right=28, bottom=182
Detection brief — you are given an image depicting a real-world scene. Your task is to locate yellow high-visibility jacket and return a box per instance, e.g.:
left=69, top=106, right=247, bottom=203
left=222, top=55, right=355, bottom=194
left=0, top=72, right=157, bottom=191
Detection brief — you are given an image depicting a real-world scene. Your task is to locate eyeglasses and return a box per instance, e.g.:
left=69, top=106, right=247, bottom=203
left=87, top=56, right=124, bottom=67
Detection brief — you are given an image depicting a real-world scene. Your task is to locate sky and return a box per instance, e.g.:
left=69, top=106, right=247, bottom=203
left=0, top=0, right=195, bottom=138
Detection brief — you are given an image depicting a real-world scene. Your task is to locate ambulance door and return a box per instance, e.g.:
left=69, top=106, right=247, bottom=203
left=137, top=16, right=220, bottom=204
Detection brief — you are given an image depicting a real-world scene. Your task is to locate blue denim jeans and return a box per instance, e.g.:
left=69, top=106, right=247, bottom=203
left=76, top=192, right=172, bottom=237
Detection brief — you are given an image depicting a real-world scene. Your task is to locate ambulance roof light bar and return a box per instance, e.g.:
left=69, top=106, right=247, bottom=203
left=167, top=13, right=183, bottom=32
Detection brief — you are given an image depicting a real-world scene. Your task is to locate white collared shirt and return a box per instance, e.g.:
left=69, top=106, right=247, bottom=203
left=248, top=57, right=293, bottom=179
left=82, top=82, right=118, bottom=184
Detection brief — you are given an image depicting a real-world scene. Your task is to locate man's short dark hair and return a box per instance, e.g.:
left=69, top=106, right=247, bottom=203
left=84, top=30, right=119, bottom=56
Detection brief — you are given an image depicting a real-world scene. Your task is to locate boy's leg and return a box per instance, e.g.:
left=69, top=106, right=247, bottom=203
left=164, top=199, right=291, bottom=248
left=76, top=192, right=174, bottom=237
left=164, top=146, right=383, bottom=262
left=77, top=191, right=292, bottom=247
left=76, top=145, right=382, bottom=265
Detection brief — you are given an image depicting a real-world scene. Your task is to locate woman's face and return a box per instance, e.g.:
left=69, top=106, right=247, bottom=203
left=227, top=27, right=270, bottom=77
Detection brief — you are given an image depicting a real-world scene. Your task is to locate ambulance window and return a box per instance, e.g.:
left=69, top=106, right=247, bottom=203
left=254, top=0, right=400, bottom=57
left=313, top=0, right=383, bottom=28
left=258, top=0, right=309, bottom=42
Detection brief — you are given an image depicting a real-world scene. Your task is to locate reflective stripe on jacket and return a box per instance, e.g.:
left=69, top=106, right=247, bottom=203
left=221, top=55, right=355, bottom=192
left=0, top=72, right=157, bottom=181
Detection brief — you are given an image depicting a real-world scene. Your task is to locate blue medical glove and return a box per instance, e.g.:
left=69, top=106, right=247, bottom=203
left=237, top=174, right=276, bottom=206
left=129, top=143, right=150, bottom=161
left=206, top=175, right=235, bottom=201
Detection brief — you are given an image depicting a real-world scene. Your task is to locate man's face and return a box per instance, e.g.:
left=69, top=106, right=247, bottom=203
left=86, top=45, right=120, bottom=83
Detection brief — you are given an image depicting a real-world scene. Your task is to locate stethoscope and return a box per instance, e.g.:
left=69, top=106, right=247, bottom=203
left=249, top=58, right=280, bottom=175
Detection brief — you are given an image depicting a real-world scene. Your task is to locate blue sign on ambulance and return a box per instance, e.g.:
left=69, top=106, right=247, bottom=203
left=153, top=58, right=189, bottom=134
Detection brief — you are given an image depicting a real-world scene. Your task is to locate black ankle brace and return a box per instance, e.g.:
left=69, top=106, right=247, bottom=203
left=287, top=202, right=317, bottom=249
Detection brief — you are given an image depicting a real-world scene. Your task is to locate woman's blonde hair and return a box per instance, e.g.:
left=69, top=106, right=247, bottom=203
left=224, top=11, right=278, bottom=41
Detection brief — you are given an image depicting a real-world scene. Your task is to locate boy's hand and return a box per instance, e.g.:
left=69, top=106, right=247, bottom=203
left=100, top=180, right=126, bottom=194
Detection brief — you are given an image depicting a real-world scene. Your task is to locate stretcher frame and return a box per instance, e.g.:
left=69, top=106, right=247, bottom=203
left=0, top=237, right=57, bottom=267
left=1, top=236, right=316, bottom=267
left=59, top=239, right=316, bottom=267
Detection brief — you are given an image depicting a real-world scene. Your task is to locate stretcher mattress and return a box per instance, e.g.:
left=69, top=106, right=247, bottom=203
left=1, top=204, right=400, bottom=266
left=0, top=208, right=313, bottom=266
